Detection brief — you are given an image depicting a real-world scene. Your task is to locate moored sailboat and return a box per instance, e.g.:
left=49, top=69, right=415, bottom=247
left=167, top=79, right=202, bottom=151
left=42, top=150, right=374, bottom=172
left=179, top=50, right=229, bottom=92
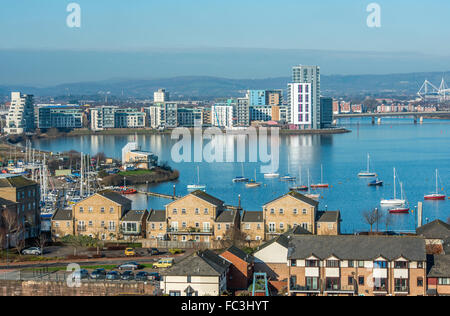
left=424, top=169, right=446, bottom=200
left=310, top=165, right=329, bottom=189
left=380, top=168, right=406, bottom=206
left=358, top=154, right=377, bottom=177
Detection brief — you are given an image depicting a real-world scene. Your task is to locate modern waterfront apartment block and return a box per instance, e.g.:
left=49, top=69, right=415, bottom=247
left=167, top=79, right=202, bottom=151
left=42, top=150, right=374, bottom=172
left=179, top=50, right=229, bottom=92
left=4, top=92, right=35, bottom=134
left=36, top=105, right=84, bottom=129
left=289, top=65, right=321, bottom=129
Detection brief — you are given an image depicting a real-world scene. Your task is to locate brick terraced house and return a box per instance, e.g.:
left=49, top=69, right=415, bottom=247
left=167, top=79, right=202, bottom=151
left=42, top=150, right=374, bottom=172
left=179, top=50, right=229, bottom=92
left=287, top=235, right=427, bottom=296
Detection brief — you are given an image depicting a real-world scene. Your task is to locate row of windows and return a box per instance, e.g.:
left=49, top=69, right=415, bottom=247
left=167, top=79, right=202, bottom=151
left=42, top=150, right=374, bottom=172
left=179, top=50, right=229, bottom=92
left=79, top=206, right=115, bottom=214
left=172, top=208, right=209, bottom=215
left=268, top=222, right=308, bottom=232
left=269, top=208, right=309, bottom=215
left=293, top=259, right=421, bottom=269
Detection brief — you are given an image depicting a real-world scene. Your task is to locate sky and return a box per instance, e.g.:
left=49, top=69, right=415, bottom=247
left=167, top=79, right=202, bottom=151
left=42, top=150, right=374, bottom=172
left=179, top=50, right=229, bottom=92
left=0, top=0, right=450, bottom=85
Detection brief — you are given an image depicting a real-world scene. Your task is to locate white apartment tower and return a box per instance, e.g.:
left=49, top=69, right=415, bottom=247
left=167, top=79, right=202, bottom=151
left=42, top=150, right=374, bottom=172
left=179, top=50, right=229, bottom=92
left=288, top=65, right=321, bottom=129
left=211, top=105, right=233, bottom=129
left=154, top=89, right=169, bottom=103
left=5, top=92, right=35, bottom=134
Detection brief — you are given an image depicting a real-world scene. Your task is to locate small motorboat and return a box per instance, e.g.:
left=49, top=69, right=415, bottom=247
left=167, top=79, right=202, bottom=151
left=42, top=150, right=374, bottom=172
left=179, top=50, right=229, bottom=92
left=368, top=179, right=383, bottom=186
left=187, top=184, right=206, bottom=192
left=246, top=181, right=261, bottom=188
left=120, top=188, right=137, bottom=195
left=305, top=194, right=320, bottom=201
left=290, top=185, right=308, bottom=191
left=264, top=173, right=280, bottom=179
left=389, top=207, right=410, bottom=214
left=232, top=176, right=249, bottom=183
left=281, top=175, right=296, bottom=182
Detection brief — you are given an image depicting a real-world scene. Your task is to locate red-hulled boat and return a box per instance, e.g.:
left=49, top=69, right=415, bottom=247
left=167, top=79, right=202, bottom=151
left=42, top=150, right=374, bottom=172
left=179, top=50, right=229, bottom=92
left=424, top=169, right=446, bottom=201
left=310, top=184, right=329, bottom=189
left=389, top=208, right=409, bottom=214
left=120, top=188, right=137, bottom=195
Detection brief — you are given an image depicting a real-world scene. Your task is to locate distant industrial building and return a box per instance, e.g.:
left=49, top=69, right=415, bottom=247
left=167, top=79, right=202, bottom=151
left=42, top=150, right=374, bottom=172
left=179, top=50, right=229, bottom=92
left=4, top=92, right=35, bottom=134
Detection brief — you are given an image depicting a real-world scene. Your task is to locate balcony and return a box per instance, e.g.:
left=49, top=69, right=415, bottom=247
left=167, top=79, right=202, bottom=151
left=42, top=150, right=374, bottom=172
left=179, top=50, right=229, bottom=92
left=324, top=284, right=355, bottom=294
left=290, top=284, right=321, bottom=294
left=167, top=228, right=214, bottom=235
left=77, top=226, right=86, bottom=232
left=394, top=286, right=409, bottom=294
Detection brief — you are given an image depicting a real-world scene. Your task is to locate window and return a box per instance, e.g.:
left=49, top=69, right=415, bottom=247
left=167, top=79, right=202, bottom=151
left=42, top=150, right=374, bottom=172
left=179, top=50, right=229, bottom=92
left=358, top=261, right=365, bottom=268
left=151, top=223, right=155, bottom=230
left=417, top=277, right=423, bottom=287
left=326, top=260, right=340, bottom=268
left=394, top=279, right=408, bottom=292
left=108, top=221, right=116, bottom=232
left=268, top=223, right=275, bottom=233
left=54, top=222, right=60, bottom=228
left=159, top=223, right=163, bottom=230
left=187, top=276, right=191, bottom=283
left=348, top=276, right=353, bottom=286
left=306, top=260, right=319, bottom=267
left=270, top=208, right=275, bottom=214
left=245, top=224, right=251, bottom=230
left=217, top=224, right=221, bottom=230
left=100, top=207, right=105, bottom=213
left=290, top=260, right=297, bottom=267
left=358, top=276, right=365, bottom=285
left=279, top=209, right=284, bottom=214
left=195, top=208, right=199, bottom=215
left=306, top=277, right=319, bottom=290
left=328, top=224, right=333, bottom=230
left=438, top=278, right=450, bottom=285
left=293, top=209, right=298, bottom=215
left=173, top=208, right=177, bottom=215
left=101, top=221, right=105, bottom=227
left=88, top=221, right=93, bottom=227
left=302, top=209, right=307, bottom=215
left=374, top=261, right=387, bottom=269
left=417, top=262, right=424, bottom=269
left=394, top=261, right=408, bottom=269
left=257, top=224, right=261, bottom=230
left=169, top=291, right=181, bottom=296
left=204, top=208, right=209, bottom=215
left=110, top=207, right=114, bottom=214
left=182, top=208, right=186, bottom=214
left=226, top=224, right=230, bottom=230
left=279, top=223, right=284, bottom=230
left=195, top=222, right=200, bottom=228
left=348, top=260, right=354, bottom=268
left=66, top=222, right=70, bottom=227
left=89, top=207, right=93, bottom=213
left=182, top=222, right=187, bottom=229
left=79, top=207, right=84, bottom=213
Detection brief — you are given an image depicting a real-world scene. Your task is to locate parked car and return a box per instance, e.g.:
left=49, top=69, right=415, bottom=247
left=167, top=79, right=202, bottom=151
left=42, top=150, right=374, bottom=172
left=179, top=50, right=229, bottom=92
left=21, top=247, right=42, bottom=256
left=148, top=272, right=161, bottom=281
left=117, top=262, right=142, bottom=270
left=90, top=268, right=106, bottom=280
left=121, top=270, right=135, bottom=281
left=124, top=248, right=136, bottom=257
left=75, top=269, right=90, bottom=280
left=106, top=271, right=120, bottom=281
left=153, top=258, right=174, bottom=269
left=135, top=271, right=149, bottom=281
left=148, top=248, right=161, bottom=256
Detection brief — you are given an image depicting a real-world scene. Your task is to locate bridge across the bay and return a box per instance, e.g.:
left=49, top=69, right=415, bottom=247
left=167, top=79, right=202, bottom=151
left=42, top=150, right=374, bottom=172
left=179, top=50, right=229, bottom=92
left=334, top=111, right=450, bottom=124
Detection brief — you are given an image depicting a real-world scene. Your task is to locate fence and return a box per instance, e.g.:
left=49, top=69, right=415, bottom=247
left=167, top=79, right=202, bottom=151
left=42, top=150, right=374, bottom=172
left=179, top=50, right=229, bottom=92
left=142, top=239, right=263, bottom=250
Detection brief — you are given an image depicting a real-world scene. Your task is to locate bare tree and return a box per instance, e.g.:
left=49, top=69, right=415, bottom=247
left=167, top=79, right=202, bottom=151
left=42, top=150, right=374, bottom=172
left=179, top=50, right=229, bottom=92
left=34, top=234, right=47, bottom=255
left=220, top=227, right=249, bottom=249
left=383, top=213, right=394, bottom=233
left=14, top=222, right=27, bottom=255
left=362, top=209, right=382, bottom=233
left=2, top=210, right=18, bottom=248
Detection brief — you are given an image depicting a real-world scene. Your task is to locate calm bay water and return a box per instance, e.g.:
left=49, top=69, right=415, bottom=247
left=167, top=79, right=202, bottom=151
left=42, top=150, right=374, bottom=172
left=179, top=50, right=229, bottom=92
left=27, top=118, right=450, bottom=233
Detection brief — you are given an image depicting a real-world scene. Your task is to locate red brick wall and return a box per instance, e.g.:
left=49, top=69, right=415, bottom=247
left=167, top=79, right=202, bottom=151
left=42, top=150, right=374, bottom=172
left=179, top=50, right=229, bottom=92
left=221, top=251, right=253, bottom=290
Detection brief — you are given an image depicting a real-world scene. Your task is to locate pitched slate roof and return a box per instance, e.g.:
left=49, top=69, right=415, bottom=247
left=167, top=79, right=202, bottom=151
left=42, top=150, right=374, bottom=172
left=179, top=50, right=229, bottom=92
left=287, top=226, right=312, bottom=235
left=162, top=250, right=230, bottom=277
left=189, top=190, right=224, bottom=207
left=263, top=191, right=319, bottom=207
left=121, top=210, right=147, bottom=222
left=416, top=220, right=450, bottom=240
left=216, top=210, right=238, bottom=223
left=241, top=211, right=263, bottom=223
left=96, top=190, right=132, bottom=206
left=428, top=254, right=450, bottom=278
left=223, top=245, right=254, bottom=263
left=0, top=175, right=37, bottom=188
left=256, top=234, right=290, bottom=252
left=288, top=235, right=427, bottom=261
left=147, top=209, right=166, bottom=222
left=52, top=208, right=73, bottom=221
left=316, top=211, right=341, bottom=223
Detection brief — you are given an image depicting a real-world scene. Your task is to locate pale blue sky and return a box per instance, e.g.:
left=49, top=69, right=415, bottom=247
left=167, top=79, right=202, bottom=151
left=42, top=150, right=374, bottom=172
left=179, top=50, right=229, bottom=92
left=0, top=1, right=449, bottom=84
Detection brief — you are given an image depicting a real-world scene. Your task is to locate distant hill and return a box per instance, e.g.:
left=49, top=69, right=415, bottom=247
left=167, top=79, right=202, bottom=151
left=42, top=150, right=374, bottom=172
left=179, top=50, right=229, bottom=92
left=1, top=71, right=449, bottom=99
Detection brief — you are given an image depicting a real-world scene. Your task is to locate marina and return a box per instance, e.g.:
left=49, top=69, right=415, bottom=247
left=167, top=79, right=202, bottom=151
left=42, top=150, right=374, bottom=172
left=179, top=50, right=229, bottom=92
left=21, top=117, right=450, bottom=234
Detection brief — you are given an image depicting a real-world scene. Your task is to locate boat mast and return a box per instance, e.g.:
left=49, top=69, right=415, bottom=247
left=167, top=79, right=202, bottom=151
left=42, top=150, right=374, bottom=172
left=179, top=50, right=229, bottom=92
left=393, top=167, right=396, bottom=200
left=367, top=154, right=370, bottom=172
left=321, top=165, right=324, bottom=184
left=436, top=169, right=439, bottom=194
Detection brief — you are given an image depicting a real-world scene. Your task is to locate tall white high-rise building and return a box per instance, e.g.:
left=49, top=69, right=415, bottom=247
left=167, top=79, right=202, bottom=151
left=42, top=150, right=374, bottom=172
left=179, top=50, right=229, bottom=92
left=288, top=65, right=321, bottom=129
left=211, top=105, right=233, bottom=129
left=154, top=89, right=169, bottom=103
left=4, top=92, right=35, bottom=134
